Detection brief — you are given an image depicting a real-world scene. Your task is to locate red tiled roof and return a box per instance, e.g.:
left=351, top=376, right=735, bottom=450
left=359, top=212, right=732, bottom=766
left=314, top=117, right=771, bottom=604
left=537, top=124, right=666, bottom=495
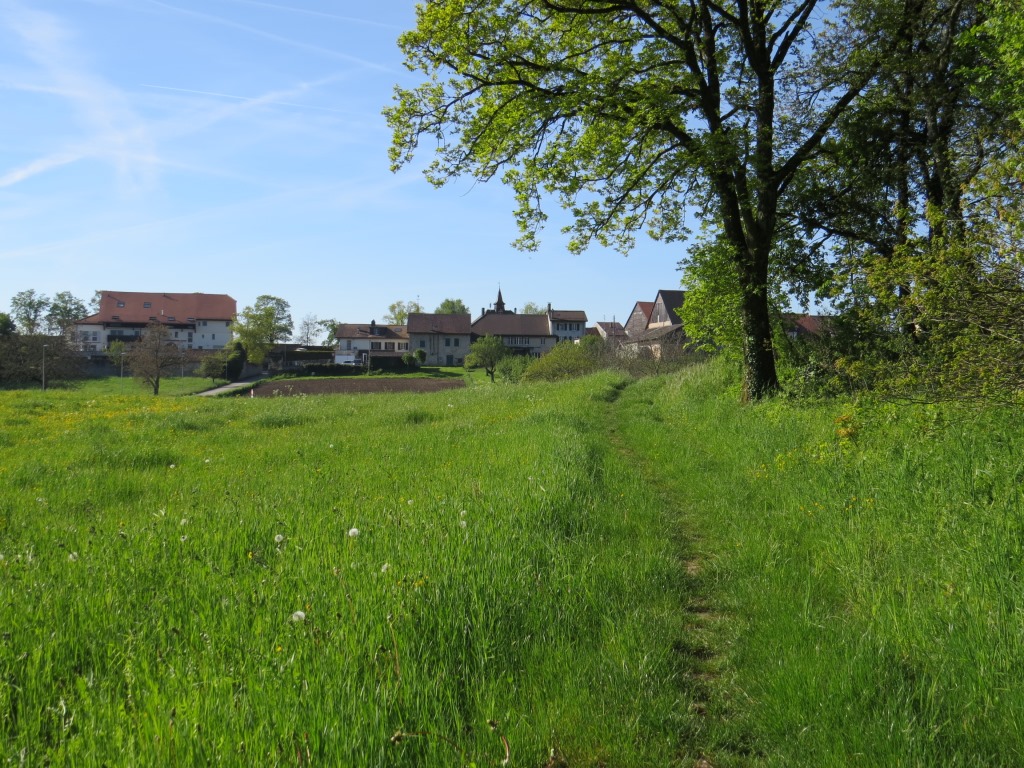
left=407, top=313, right=472, bottom=335
left=79, top=291, right=236, bottom=325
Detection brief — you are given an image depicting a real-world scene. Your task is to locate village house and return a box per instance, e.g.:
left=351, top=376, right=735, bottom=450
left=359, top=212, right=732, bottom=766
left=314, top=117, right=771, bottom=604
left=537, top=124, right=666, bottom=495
left=620, top=289, right=689, bottom=359
left=74, top=291, right=236, bottom=352
left=333, top=320, right=409, bottom=365
left=407, top=313, right=472, bottom=366
left=471, top=290, right=588, bottom=356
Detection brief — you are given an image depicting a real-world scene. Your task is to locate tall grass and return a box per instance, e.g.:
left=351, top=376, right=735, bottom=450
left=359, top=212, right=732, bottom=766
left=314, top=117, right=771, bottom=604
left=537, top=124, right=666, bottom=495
left=614, top=360, right=1024, bottom=766
left=0, top=374, right=688, bottom=765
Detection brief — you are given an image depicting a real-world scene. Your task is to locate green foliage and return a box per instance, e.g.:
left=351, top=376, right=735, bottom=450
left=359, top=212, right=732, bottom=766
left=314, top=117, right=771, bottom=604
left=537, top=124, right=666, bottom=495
left=196, top=351, right=228, bottom=384
left=494, top=353, right=528, bottom=383
left=383, top=300, right=422, bottom=325
left=519, top=301, right=545, bottom=315
left=224, top=341, right=247, bottom=382
left=0, top=313, right=15, bottom=337
left=45, top=291, right=87, bottom=335
left=413, top=347, right=426, bottom=364
left=253, top=295, right=293, bottom=343
left=465, top=335, right=507, bottom=382
left=9, top=289, right=49, bottom=335
left=522, top=341, right=603, bottom=382
left=232, top=303, right=279, bottom=364
left=433, top=298, right=469, bottom=315
left=401, top=351, right=416, bottom=367
left=0, top=333, right=84, bottom=387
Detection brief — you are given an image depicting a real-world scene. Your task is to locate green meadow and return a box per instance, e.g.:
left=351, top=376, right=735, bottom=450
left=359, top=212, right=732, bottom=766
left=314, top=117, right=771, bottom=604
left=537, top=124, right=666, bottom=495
left=2, top=364, right=1023, bottom=765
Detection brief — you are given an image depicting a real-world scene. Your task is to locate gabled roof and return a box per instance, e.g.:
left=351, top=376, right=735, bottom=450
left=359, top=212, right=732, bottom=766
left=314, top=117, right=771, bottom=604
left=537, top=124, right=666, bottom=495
left=334, top=322, right=408, bottom=341
left=649, top=290, right=686, bottom=326
left=782, top=313, right=830, bottom=337
left=548, top=309, right=588, bottom=323
left=473, top=313, right=552, bottom=337
left=632, top=301, right=655, bottom=320
left=595, top=321, right=627, bottom=339
left=78, top=291, right=236, bottom=325
left=407, top=313, right=472, bottom=335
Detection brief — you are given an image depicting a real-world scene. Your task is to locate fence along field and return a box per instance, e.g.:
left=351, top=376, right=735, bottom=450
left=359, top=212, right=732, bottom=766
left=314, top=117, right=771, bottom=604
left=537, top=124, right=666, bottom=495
left=0, top=374, right=687, bottom=766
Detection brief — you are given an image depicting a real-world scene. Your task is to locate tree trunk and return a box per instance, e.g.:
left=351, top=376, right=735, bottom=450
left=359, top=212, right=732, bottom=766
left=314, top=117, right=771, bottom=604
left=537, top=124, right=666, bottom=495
left=737, top=248, right=780, bottom=401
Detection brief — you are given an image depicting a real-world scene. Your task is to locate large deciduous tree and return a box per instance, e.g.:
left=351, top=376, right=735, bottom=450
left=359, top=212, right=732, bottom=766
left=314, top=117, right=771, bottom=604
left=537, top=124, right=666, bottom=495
left=232, top=302, right=280, bottom=365
left=45, top=291, right=88, bottom=335
left=10, top=289, right=49, bottom=335
left=388, top=0, right=881, bottom=399
left=253, top=295, right=293, bottom=343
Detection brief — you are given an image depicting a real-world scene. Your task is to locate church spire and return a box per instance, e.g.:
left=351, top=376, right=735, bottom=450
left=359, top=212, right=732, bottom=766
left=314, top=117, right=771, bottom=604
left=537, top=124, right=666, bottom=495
left=495, top=287, right=506, bottom=313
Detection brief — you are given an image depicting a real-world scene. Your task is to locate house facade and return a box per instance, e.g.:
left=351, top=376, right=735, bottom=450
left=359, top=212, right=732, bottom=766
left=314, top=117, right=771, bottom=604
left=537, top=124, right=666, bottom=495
left=407, top=313, right=472, bottom=366
left=74, top=291, right=236, bottom=352
left=471, top=290, right=588, bottom=356
left=620, top=290, right=688, bottom=359
left=333, top=320, right=409, bottom=365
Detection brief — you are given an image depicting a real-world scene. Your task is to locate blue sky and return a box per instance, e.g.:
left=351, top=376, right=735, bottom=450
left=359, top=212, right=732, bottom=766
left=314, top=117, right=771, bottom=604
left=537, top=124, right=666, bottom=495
left=0, top=0, right=685, bottom=330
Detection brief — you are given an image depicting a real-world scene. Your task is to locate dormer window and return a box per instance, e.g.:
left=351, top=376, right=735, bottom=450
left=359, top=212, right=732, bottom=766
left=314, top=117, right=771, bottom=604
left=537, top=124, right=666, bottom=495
left=143, top=301, right=151, bottom=308
left=112, top=315, right=120, bottom=320
left=167, top=316, right=175, bottom=321
left=149, top=316, right=158, bottom=321
left=117, top=301, right=125, bottom=308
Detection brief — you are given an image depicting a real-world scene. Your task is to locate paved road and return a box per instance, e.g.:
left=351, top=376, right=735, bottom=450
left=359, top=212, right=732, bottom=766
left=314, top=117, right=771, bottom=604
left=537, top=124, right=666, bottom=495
left=194, top=375, right=267, bottom=397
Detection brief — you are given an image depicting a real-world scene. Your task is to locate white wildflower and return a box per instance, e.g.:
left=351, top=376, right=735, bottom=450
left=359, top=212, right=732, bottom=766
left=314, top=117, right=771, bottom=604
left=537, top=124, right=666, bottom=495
left=180, top=518, right=188, bottom=526
left=460, top=510, right=467, bottom=518
left=459, top=520, right=467, bottom=529
left=290, top=611, right=306, bottom=622
left=67, top=552, right=78, bottom=562
left=381, top=563, right=390, bottom=573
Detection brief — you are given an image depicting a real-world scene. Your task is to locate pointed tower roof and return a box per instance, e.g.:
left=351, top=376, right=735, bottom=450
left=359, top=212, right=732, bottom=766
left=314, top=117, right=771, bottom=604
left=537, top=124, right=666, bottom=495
left=495, top=288, right=506, bottom=313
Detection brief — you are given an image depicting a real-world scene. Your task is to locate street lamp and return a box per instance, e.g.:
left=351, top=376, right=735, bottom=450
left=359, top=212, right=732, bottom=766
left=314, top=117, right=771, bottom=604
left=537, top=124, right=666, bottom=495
left=42, top=343, right=48, bottom=391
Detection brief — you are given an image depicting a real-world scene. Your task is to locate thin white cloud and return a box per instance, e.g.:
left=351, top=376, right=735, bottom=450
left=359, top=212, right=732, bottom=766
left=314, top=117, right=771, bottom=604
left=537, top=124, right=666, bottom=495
left=0, top=2, right=159, bottom=192
left=140, top=82, right=357, bottom=115
left=0, top=151, right=83, bottom=188
left=144, top=0, right=397, bottom=73
left=211, top=0, right=403, bottom=30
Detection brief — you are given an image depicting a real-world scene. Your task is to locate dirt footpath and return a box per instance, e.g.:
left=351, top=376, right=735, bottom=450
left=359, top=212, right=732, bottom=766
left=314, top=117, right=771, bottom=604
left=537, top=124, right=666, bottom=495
left=247, top=377, right=467, bottom=397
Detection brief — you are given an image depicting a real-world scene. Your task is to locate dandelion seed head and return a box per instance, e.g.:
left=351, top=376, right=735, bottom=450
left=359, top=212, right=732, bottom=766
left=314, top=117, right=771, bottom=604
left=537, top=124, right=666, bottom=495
left=274, top=534, right=285, bottom=544
left=180, top=535, right=188, bottom=542
left=68, top=552, right=78, bottom=562
left=407, top=499, right=413, bottom=505
left=381, top=563, right=389, bottom=573
left=348, top=528, right=360, bottom=538
left=290, top=610, right=306, bottom=622
left=460, top=510, right=467, bottom=518
left=180, top=518, right=188, bottom=526
left=459, top=520, right=467, bottom=529
left=169, top=464, right=176, bottom=469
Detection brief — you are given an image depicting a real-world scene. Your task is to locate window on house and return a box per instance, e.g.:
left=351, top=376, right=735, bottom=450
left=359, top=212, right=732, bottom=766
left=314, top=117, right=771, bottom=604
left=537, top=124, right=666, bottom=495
left=143, top=302, right=151, bottom=308
left=167, top=316, right=175, bottom=321
left=212, top=334, right=216, bottom=340
left=400, top=343, right=408, bottom=350
left=454, top=338, right=460, bottom=347
left=445, top=338, right=451, bottom=347
left=117, top=301, right=125, bottom=308
left=385, top=342, right=395, bottom=351
left=419, top=340, right=425, bottom=348
left=112, top=315, right=120, bottom=320
left=371, top=341, right=381, bottom=350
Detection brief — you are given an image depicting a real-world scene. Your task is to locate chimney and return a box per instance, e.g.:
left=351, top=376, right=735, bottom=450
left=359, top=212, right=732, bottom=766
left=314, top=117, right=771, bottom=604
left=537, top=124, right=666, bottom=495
left=547, top=302, right=552, bottom=313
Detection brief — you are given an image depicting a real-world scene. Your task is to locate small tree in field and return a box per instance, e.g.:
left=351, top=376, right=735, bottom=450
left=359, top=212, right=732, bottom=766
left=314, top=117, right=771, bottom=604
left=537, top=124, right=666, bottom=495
left=413, top=348, right=426, bottom=365
left=466, top=335, right=508, bottom=383
left=197, top=352, right=228, bottom=384
left=126, top=323, right=190, bottom=395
